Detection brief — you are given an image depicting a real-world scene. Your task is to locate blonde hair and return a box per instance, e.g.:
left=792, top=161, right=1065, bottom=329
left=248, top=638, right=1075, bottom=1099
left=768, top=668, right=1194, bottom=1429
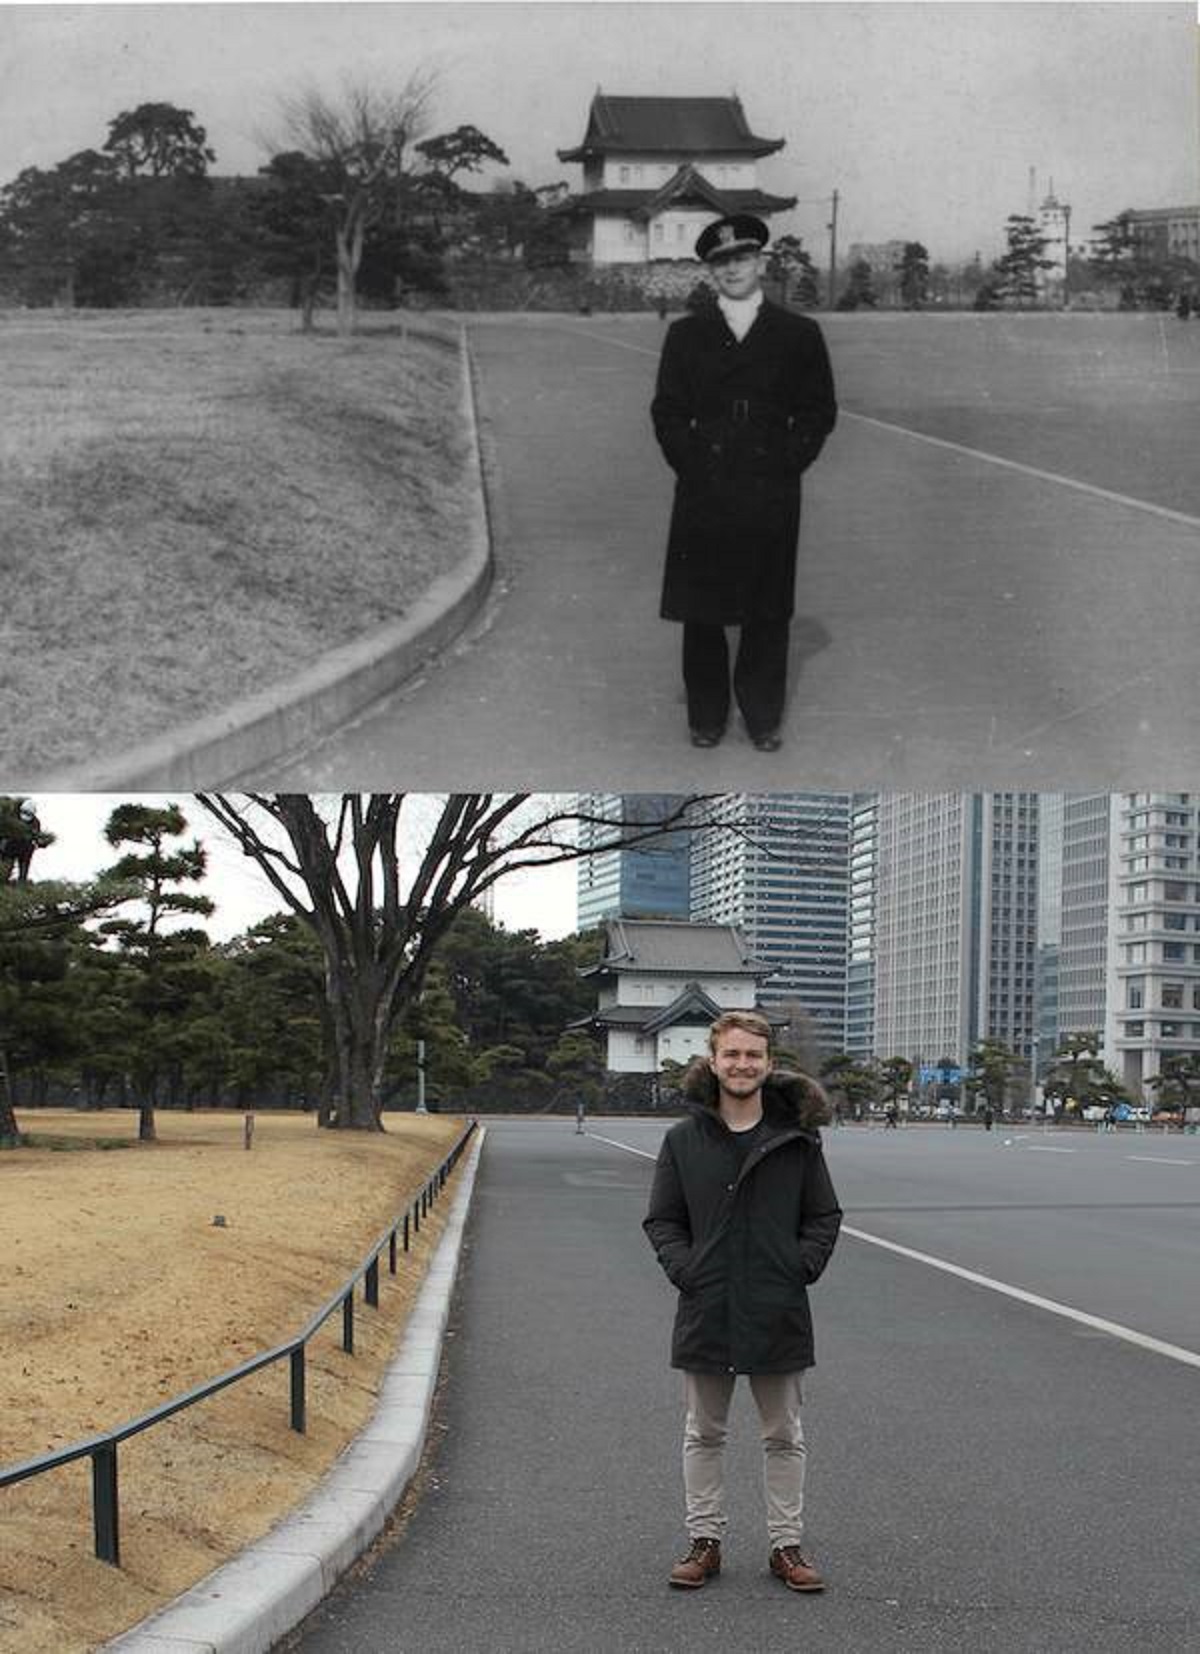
left=707, top=1010, right=772, bottom=1053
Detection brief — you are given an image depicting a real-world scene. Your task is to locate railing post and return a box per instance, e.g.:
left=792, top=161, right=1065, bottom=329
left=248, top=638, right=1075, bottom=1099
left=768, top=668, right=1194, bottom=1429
left=403, top=1211, right=411, bottom=1251
left=413, top=1197, right=421, bottom=1236
left=366, top=1257, right=379, bottom=1308
left=389, top=1229, right=398, bottom=1274
left=342, top=1290, right=355, bottom=1354
left=92, top=1443, right=120, bottom=1566
left=290, top=1346, right=306, bottom=1433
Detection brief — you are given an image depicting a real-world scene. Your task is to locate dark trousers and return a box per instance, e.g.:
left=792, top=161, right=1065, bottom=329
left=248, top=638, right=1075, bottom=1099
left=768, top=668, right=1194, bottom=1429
left=682, top=619, right=790, bottom=737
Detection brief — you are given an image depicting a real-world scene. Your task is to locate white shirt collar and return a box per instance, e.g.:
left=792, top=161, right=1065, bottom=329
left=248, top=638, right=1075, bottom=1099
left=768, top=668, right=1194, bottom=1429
left=717, top=288, right=764, bottom=338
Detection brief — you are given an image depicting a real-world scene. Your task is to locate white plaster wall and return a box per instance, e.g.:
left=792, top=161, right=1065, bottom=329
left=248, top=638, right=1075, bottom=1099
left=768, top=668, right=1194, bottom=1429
left=657, top=1026, right=710, bottom=1065
left=648, top=212, right=708, bottom=260
left=593, top=214, right=646, bottom=264
left=607, top=1027, right=653, bottom=1072
left=600, top=154, right=757, bottom=189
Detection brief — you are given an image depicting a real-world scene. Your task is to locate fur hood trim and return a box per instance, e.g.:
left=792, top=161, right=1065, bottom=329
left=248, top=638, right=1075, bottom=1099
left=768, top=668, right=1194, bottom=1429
left=680, top=1057, right=832, bottom=1130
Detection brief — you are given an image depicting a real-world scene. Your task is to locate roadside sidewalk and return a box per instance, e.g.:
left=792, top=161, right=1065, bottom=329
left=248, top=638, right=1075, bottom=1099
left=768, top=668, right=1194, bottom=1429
left=103, top=1128, right=487, bottom=1654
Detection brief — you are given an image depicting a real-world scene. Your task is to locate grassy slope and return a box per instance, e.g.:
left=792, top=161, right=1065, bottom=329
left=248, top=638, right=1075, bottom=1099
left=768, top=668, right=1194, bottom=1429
left=0, top=311, right=475, bottom=775
left=0, top=1108, right=465, bottom=1653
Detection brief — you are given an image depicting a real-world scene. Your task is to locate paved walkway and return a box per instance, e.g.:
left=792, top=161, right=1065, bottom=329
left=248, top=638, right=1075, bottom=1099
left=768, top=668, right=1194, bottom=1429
left=282, top=1120, right=1199, bottom=1654
left=261, top=315, right=1200, bottom=791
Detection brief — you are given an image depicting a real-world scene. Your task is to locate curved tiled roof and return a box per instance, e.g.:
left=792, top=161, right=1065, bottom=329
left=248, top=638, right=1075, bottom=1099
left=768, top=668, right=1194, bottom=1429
left=559, top=93, right=786, bottom=162
left=554, top=172, right=796, bottom=221
left=582, top=918, right=768, bottom=976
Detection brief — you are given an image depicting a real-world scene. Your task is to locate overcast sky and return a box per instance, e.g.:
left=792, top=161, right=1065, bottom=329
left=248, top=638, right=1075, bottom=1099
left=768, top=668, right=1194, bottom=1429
left=1, top=2, right=1195, bottom=263
left=26, top=794, right=580, bottom=942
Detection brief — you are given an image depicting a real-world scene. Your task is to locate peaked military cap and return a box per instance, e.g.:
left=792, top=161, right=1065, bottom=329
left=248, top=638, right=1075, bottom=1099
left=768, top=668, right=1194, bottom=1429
left=695, top=213, right=770, bottom=264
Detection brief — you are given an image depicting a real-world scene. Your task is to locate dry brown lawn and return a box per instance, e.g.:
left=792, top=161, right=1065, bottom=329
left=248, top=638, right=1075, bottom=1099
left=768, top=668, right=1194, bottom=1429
left=0, top=309, right=477, bottom=776
left=0, top=1107, right=468, bottom=1653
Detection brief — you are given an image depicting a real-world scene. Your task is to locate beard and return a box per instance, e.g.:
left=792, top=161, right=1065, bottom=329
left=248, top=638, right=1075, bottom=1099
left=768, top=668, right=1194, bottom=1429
left=720, top=1074, right=765, bottom=1097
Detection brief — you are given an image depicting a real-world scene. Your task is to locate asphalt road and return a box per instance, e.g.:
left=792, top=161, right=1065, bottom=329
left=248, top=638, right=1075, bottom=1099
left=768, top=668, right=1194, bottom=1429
left=284, top=1118, right=1200, bottom=1654
left=263, top=313, right=1200, bottom=792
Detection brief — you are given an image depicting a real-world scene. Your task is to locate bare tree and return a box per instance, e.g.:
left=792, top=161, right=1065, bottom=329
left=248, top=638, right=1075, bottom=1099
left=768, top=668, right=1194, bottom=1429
left=273, top=72, right=436, bottom=335
left=195, top=794, right=714, bottom=1131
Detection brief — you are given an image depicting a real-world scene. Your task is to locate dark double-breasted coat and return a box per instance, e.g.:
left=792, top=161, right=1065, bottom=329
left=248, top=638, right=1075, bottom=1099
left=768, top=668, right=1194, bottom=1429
left=643, top=1063, right=842, bottom=1375
left=651, top=299, right=837, bottom=626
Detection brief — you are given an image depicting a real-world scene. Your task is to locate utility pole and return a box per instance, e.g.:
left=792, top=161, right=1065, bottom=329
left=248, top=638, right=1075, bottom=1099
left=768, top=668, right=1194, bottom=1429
left=1061, top=200, right=1072, bottom=310
left=827, top=188, right=839, bottom=309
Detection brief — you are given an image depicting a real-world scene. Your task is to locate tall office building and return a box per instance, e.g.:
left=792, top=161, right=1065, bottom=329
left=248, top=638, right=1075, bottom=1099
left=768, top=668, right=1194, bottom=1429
left=1035, top=792, right=1064, bottom=1076
left=689, top=793, right=850, bottom=1047
left=575, top=795, right=692, bottom=930
left=872, top=794, right=1038, bottom=1067
left=1108, top=792, right=1200, bottom=1095
left=1055, top=795, right=1114, bottom=1050
left=845, top=794, right=877, bottom=1060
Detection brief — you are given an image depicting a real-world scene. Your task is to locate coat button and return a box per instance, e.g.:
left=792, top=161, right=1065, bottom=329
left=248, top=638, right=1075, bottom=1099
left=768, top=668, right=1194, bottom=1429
left=727, top=1183, right=735, bottom=1192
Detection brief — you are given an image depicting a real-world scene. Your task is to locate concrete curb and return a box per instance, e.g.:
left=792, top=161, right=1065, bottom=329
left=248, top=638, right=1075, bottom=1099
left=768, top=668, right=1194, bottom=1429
left=102, top=1126, right=487, bottom=1654
left=31, top=324, right=494, bottom=791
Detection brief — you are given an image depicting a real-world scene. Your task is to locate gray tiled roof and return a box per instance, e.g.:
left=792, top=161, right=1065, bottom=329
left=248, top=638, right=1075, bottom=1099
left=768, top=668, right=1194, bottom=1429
left=572, top=981, right=723, bottom=1031
left=554, top=183, right=796, bottom=220
left=597, top=918, right=767, bottom=975
left=559, top=93, right=786, bottom=161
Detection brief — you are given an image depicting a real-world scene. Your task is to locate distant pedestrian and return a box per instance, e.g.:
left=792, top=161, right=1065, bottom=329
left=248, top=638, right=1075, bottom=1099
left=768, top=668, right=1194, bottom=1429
left=644, top=1010, right=841, bottom=1594
left=884, top=1101, right=899, bottom=1129
left=651, top=214, right=838, bottom=752
left=982, top=1104, right=994, bottom=1132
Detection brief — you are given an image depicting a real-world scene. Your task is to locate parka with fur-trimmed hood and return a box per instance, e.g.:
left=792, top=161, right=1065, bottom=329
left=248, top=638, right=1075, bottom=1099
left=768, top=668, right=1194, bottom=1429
left=643, top=1060, right=842, bottom=1375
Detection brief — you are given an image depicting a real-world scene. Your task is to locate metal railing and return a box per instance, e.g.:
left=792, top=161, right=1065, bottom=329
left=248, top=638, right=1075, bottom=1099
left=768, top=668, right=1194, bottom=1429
left=0, top=1119, right=477, bottom=1567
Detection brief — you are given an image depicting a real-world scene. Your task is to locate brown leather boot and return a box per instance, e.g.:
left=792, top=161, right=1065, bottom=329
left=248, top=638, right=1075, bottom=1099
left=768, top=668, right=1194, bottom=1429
left=669, top=1536, right=721, bottom=1589
left=769, top=1545, right=825, bottom=1592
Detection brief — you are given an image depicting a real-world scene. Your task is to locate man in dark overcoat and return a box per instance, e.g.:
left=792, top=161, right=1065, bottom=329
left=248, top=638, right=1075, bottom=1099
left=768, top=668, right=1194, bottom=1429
left=651, top=214, right=837, bottom=750
left=644, top=1010, right=842, bottom=1593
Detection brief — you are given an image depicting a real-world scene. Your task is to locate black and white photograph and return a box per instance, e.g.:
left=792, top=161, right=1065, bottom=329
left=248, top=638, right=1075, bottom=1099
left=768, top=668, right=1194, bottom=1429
left=1, top=2, right=1197, bottom=787
left=3, top=4, right=1200, bottom=1653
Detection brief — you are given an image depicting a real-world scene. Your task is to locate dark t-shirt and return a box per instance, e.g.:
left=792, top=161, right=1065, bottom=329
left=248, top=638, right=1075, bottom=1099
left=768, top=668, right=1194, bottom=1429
left=727, top=1116, right=766, bottom=1169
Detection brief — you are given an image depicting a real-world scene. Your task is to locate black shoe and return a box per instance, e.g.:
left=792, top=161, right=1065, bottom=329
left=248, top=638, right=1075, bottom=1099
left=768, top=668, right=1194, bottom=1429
left=750, top=728, right=783, bottom=752
left=690, top=726, right=725, bottom=748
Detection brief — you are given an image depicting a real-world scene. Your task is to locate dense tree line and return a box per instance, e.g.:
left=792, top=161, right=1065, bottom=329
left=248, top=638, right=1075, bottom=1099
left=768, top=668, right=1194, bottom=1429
left=3, top=794, right=713, bottom=1140
left=3, top=887, right=605, bottom=1131
left=3, top=897, right=606, bottom=1121
left=0, top=94, right=567, bottom=319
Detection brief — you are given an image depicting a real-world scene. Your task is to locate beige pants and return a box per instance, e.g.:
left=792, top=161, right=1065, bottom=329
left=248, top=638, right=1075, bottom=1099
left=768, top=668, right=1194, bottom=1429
left=683, top=1370, right=806, bottom=1549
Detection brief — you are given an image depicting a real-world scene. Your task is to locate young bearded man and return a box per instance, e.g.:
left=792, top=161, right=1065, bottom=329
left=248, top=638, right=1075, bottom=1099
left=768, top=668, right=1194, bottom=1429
left=650, top=213, right=838, bottom=752
left=643, top=1010, right=842, bottom=1593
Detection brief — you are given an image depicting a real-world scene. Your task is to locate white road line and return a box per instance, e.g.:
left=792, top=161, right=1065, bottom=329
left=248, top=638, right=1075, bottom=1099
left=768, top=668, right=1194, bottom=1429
left=843, top=1226, right=1200, bottom=1371
left=552, top=326, right=659, bottom=359
left=847, top=411, right=1200, bottom=530
left=554, top=324, right=1200, bottom=532
left=1024, top=1144, right=1077, bottom=1153
left=1127, top=1155, right=1196, bottom=1166
left=585, top=1130, right=656, bottom=1160
left=582, top=1133, right=1200, bottom=1372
